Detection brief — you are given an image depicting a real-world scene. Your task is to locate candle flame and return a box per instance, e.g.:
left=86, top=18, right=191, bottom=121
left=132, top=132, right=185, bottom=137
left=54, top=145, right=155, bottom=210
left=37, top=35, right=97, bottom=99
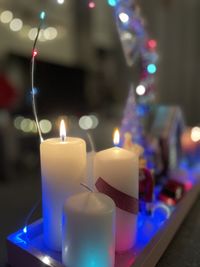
left=113, top=128, right=120, bottom=146
left=60, top=119, right=66, bottom=142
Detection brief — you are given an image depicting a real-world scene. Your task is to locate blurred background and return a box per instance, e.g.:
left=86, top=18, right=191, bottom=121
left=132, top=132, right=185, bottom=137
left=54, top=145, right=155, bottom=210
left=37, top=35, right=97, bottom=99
left=0, top=0, right=200, bottom=266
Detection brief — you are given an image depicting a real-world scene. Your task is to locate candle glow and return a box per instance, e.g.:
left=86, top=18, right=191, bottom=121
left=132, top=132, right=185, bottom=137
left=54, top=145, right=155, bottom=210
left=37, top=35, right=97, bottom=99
left=60, top=119, right=66, bottom=142
left=113, top=128, right=120, bottom=146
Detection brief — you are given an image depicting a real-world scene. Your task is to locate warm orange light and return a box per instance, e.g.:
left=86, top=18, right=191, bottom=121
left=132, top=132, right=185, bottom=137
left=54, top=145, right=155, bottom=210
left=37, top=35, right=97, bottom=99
left=60, top=119, right=66, bottom=141
left=113, top=128, right=120, bottom=146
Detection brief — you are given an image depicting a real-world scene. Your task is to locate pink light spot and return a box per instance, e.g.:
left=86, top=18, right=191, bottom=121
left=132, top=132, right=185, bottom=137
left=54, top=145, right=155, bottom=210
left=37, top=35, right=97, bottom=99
left=32, top=49, right=38, bottom=58
left=88, top=1, right=95, bottom=8
left=185, top=181, right=193, bottom=191
left=147, top=39, right=157, bottom=50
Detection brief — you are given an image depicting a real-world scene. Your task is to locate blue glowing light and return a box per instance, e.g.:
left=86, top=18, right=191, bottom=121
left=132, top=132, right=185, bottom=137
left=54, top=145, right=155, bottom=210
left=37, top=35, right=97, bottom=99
left=136, top=104, right=149, bottom=117
left=108, top=0, right=116, bottom=7
left=23, top=226, right=27, bottom=234
left=152, top=203, right=171, bottom=224
left=14, top=233, right=27, bottom=245
left=40, top=11, right=46, bottom=20
left=31, top=87, right=38, bottom=95
left=147, top=64, right=157, bottom=74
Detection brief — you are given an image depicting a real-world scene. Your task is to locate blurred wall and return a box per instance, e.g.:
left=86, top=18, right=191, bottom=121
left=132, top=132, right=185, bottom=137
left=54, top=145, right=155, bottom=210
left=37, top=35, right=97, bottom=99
left=141, top=0, right=200, bottom=125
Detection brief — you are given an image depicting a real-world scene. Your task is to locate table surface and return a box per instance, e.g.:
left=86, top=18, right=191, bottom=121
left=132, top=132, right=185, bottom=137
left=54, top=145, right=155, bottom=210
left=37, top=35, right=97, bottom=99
left=1, top=177, right=200, bottom=267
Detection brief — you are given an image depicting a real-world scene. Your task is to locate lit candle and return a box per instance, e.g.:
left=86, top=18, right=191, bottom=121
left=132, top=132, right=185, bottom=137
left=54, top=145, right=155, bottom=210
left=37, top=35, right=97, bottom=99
left=62, top=190, right=116, bottom=267
left=40, top=120, right=87, bottom=251
left=94, top=129, right=139, bottom=252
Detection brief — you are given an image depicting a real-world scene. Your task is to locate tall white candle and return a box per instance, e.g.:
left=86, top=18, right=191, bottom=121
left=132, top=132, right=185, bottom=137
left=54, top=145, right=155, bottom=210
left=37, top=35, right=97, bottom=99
left=94, top=129, right=139, bottom=252
left=62, top=191, right=116, bottom=267
left=40, top=120, right=86, bottom=251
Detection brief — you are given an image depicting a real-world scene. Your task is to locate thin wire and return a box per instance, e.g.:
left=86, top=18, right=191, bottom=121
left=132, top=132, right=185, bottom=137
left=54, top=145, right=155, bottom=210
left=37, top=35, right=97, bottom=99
left=23, top=199, right=41, bottom=242
left=86, top=131, right=95, bottom=152
left=80, top=182, right=93, bottom=192
left=31, top=19, right=44, bottom=143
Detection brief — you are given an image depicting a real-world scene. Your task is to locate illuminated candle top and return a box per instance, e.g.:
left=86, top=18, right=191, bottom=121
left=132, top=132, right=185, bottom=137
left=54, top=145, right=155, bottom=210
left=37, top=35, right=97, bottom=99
left=60, top=119, right=66, bottom=142
left=113, top=128, right=120, bottom=147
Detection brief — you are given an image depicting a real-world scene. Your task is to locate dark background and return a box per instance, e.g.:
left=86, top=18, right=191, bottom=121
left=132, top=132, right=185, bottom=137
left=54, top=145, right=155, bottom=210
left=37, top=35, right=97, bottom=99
left=0, top=0, right=200, bottom=266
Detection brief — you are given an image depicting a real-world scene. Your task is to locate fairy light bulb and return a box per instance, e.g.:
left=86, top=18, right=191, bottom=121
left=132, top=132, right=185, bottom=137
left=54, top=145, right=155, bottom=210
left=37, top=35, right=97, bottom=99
left=23, top=226, right=27, bottom=234
left=40, top=11, right=46, bottom=20
left=32, top=49, right=38, bottom=58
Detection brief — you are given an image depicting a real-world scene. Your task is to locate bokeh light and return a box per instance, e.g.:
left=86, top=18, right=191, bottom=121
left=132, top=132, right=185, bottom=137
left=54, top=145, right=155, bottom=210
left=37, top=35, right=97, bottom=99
left=89, top=115, right=99, bottom=129
left=108, top=0, right=116, bottom=7
left=147, top=64, right=157, bottom=74
left=57, top=0, right=65, bottom=4
left=10, top=18, right=23, bottom=32
left=147, top=39, right=157, bottom=50
left=44, top=27, right=58, bottom=40
left=191, top=127, right=200, bottom=142
left=79, top=116, right=93, bottom=130
left=39, top=120, right=52, bottom=134
left=88, top=1, right=96, bottom=9
left=136, top=85, right=146, bottom=96
left=28, top=28, right=37, bottom=40
left=119, top=12, right=129, bottom=23
left=14, top=116, right=24, bottom=130
left=20, top=118, right=34, bottom=133
left=0, top=10, right=13, bottom=24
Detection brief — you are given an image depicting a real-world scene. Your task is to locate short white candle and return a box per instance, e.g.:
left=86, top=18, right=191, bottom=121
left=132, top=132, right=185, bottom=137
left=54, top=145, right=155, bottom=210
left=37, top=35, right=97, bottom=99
left=62, top=191, right=116, bottom=267
left=94, top=129, right=139, bottom=252
left=40, top=120, right=87, bottom=251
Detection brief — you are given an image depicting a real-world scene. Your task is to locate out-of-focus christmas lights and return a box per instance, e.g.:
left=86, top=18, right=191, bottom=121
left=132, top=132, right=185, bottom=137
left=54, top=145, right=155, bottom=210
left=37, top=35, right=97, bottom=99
left=0, top=9, right=62, bottom=42
left=10, top=18, right=23, bottom=32
left=147, top=64, right=157, bottom=74
left=88, top=1, right=96, bottom=9
left=40, top=11, right=46, bottom=20
left=0, top=10, right=13, bottom=23
left=147, top=39, right=157, bottom=50
left=136, top=85, right=146, bottom=96
left=113, top=0, right=158, bottom=112
left=32, top=49, right=38, bottom=58
left=119, top=12, right=129, bottom=24
left=108, top=0, right=117, bottom=7
left=191, top=127, right=200, bottom=142
left=57, top=0, right=65, bottom=5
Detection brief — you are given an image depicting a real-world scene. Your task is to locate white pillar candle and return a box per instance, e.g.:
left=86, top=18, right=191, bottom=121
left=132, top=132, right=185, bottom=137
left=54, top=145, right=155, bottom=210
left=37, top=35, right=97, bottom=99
left=62, top=191, right=116, bottom=267
left=94, top=129, right=139, bottom=252
left=40, top=120, right=86, bottom=251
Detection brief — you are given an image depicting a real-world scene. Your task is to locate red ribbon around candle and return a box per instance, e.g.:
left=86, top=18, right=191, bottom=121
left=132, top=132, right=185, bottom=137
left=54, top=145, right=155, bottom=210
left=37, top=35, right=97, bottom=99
left=95, top=177, right=138, bottom=214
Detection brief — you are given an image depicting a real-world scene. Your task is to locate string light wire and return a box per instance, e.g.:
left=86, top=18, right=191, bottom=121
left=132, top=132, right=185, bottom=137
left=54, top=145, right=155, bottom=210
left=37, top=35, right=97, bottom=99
left=31, top=11, right=46, bottom=143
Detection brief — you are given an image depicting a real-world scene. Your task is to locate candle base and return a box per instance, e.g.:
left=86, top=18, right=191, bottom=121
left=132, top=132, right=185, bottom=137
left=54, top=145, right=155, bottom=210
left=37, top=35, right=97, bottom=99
left=7, top=180, right=200, bottom=267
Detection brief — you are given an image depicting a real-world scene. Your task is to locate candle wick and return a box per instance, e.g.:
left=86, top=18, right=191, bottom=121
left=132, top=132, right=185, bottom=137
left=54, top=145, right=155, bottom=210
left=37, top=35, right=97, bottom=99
left=80, top=183, right=93, bottom=192
left=61, top=135, right=65, bottom=142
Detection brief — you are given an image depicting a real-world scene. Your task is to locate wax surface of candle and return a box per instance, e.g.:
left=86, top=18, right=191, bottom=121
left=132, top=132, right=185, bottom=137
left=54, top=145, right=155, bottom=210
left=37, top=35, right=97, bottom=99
left=94, top=147, right=138, bottom=252
left=62, top=192, right=116, bottom=267
left=40, top=137, right=86, bottom=251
